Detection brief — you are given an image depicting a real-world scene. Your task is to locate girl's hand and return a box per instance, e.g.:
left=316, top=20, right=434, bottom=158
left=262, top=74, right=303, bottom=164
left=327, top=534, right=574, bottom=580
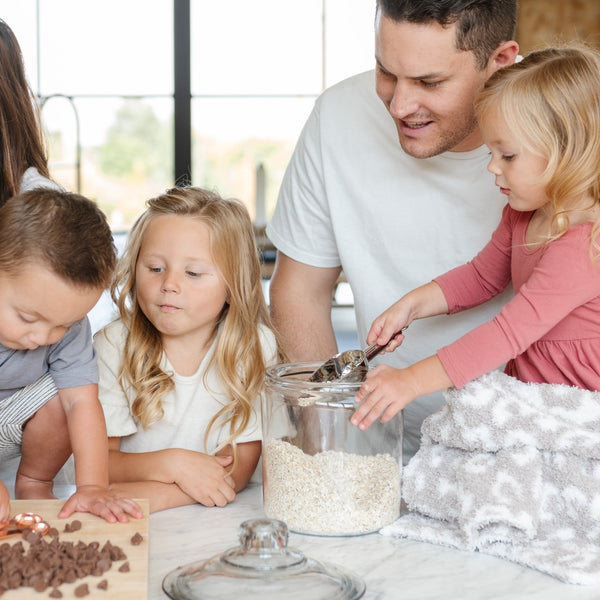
left=367, top=282, right=449, bottom=352
left=172, top=451, right=236, bottom=507
left=351, top=365, right=419, bottom=430
left=58, top=486, right=144, bottom=522
left=351, top=356, right=453, bottom=430
left=0, top=482, right=10, bottom=523
left=367, top=301, right=411, bottom=353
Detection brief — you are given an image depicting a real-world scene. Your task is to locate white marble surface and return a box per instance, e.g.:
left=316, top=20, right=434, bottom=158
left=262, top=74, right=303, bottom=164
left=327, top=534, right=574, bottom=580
left=148, top=483, right=600, bottom=600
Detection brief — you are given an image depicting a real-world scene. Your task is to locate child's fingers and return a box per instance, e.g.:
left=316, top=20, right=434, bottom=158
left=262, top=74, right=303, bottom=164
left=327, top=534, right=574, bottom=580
left=351, top=382, right=385, bottom=429
left=109, top=497, right=144, bottom=521
left=119, top=498, right=145, bottom=519
left=57, top=496, right=76, bottom=519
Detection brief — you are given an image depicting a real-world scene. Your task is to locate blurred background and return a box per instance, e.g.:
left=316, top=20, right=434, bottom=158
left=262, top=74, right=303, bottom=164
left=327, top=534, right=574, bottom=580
left=1, top=0, right=597, bottom=233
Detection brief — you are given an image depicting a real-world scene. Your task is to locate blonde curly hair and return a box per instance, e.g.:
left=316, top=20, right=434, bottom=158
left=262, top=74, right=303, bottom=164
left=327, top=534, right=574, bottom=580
left=111, top=186, right=285, bottom=467
left=475, top=44, right=600, bottom=259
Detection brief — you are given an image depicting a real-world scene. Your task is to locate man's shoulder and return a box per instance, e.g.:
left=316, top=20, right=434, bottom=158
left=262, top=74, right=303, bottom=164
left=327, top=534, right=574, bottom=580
left=316, top=70, right=377, bottom=111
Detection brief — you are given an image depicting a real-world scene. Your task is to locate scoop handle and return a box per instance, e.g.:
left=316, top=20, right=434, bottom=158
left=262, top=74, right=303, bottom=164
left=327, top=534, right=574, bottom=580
left=363, top=326, right=408, bottom=362
left=364, top=343, right=385, bottom=361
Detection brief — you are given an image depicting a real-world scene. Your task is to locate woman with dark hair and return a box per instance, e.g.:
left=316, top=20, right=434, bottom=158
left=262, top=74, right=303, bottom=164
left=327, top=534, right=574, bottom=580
left=0, top=19, right=60, bottom=206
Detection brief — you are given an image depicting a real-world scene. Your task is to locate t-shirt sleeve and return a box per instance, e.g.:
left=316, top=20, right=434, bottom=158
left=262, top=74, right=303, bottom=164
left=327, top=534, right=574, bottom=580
left=93, top=322, right=138, bottom=438
left=231, top=325, right=279, bottom=445
left=48, top=318, right=98, bottom=389
left=438, top=224, right=600, bottom=388
left=265, top=97, right=341, bottom=268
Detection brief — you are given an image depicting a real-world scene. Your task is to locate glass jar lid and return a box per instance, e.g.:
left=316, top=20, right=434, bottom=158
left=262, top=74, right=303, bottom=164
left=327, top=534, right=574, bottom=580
left=162, top=518, right=366, bottom=600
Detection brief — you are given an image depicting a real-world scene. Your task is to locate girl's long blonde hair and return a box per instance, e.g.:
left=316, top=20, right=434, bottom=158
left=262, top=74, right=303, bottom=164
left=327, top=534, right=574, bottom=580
left=112, top=186, right=285, bottom=465
left=475, top=44, right=600, bottom=258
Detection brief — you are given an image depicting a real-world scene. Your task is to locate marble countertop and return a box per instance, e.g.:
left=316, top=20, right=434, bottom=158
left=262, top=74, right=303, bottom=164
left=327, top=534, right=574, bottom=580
left=148, top=483, right=600, bottom=600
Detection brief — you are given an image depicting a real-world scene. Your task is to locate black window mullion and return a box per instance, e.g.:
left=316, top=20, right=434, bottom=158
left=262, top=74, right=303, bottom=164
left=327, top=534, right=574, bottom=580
left=174, top=0, right=192, bottom=184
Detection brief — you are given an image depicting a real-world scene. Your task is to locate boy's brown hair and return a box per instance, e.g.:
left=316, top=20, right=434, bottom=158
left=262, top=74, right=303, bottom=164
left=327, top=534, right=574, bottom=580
left=0, top=188, right=116, bottom=288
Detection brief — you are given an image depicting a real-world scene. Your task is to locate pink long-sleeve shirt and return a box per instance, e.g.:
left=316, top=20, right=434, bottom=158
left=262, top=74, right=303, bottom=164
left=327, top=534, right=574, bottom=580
left=435, top=205, right=600, bottom=390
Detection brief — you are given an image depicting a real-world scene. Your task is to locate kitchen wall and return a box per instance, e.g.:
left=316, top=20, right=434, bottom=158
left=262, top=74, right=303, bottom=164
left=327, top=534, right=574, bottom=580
left=517, top=0, right=600, bottom=54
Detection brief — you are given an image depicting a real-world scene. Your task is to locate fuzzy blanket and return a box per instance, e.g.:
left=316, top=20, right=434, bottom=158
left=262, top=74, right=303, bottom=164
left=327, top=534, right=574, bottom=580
left=380, top=370, right=600, bottom=585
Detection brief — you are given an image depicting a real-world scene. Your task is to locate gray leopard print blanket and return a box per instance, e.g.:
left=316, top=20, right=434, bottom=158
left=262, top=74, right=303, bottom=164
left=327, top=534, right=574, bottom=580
left=380, top=370, right=600, bottom=585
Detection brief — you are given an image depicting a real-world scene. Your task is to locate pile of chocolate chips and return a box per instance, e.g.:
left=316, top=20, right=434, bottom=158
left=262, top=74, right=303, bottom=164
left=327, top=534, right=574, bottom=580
left=0, top=526, right=129, bottom=596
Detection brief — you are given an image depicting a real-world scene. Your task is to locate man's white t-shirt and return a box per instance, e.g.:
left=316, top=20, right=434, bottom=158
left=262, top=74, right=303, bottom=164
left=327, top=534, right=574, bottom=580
left=267, top=70, right=512, bottom=462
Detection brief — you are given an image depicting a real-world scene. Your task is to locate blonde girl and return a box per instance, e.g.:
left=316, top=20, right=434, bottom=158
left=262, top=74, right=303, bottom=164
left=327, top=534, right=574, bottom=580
left=350, top=44, right=600, bottom=430
left=94, top=186, right=285, bottom=512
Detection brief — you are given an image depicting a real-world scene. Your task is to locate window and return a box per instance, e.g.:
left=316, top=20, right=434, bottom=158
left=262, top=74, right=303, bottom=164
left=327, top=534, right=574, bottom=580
left=4, top=0, right=375, bottom=228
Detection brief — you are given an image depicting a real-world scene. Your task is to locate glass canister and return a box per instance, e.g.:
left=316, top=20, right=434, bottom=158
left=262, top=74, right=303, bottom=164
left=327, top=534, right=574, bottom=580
left=262, top=361, right=403, bottom=536
left=162, top=518, right=366, bottom=600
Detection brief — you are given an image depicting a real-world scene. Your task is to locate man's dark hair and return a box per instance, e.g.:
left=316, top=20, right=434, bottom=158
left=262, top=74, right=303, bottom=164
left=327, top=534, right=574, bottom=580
left=377, top=0, right=517, bottom=69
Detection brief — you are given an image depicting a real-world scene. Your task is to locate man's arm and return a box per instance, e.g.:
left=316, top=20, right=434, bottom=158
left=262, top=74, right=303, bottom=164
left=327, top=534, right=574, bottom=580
left=269, top=252, right=342, bottom=361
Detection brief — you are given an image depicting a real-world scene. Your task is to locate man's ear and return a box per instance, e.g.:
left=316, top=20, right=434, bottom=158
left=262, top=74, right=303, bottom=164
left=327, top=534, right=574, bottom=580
left=488, top=40, right=519, bottom=75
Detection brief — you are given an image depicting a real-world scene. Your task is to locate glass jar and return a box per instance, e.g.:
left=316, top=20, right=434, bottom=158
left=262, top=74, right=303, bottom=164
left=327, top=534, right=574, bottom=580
left=262, top=361, right=402, bottom=536
left=162, top=518, right=366, bottom=600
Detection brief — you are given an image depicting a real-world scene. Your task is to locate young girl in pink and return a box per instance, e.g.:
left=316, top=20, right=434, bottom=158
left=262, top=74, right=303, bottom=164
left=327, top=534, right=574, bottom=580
left=94, top=187, right=286, bottom=512
left=352, top=45, right=600, bottom=430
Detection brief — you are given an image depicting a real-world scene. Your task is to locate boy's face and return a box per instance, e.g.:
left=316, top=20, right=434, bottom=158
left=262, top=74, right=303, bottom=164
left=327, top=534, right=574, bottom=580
left=0, top=263, right=101, bottom=350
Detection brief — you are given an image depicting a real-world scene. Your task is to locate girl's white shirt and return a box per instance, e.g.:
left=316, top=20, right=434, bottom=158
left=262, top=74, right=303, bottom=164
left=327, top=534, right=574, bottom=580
left=94, top=319, right=278, bottom=454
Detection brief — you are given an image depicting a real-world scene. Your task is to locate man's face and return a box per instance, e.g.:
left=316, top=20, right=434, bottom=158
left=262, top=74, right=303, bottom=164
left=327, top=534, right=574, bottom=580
left=375, top=14, right=493, bottom=157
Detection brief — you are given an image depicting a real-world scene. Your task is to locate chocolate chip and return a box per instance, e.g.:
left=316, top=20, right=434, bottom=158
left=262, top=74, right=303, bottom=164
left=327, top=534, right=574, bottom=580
left=0, top=529, right=128, bottom=596
left=97, top=579, right=108, bottom=590
left=74, top=583, right=89, bottom=597
left=118, top=561, right=130, bottom=573
left=63, top=519, right=82, bottom=533
left=130, top=532, right=144, bottom=545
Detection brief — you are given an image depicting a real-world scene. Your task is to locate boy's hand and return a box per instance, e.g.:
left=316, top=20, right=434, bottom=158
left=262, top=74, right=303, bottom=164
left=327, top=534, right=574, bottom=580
left=58, top=486, right=144, bottom=522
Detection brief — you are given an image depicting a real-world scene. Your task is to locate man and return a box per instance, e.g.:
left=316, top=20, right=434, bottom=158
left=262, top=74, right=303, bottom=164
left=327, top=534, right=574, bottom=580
left=266, top=0, right=519, bottom=462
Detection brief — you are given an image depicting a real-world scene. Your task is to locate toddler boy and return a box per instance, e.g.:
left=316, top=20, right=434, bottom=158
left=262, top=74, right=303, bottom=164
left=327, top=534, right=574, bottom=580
left=0, top=188, right=142, bottom=522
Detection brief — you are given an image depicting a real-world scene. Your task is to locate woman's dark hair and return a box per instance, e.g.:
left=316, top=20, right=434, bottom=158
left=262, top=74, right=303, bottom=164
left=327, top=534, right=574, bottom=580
left=0, top=19, right=51, bottom=206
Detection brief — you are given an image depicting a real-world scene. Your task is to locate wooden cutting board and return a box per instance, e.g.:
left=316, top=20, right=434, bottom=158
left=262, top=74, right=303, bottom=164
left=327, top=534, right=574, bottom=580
left=0, top=498, right=149, bottom=599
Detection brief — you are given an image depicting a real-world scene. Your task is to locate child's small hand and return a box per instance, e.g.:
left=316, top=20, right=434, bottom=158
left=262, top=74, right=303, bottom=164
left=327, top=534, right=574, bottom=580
left=58, top=485, right=144, bottom=523
left=351, top=365, right=418, bottom=430
left=0, top=481, right=10, bottom=523
left=172, top=451, right=236, bottom=507
left=367, top=303, right=410, bottom=353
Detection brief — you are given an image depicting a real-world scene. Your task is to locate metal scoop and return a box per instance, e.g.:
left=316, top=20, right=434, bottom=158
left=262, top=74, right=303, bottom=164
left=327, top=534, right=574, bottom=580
left=307, top=327, right=407, bottom=384
left=307, top=343, right=384, bottom=384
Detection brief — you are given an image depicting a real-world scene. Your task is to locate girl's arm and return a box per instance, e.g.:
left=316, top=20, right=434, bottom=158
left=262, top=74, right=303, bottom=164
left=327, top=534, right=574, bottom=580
left=215, top=440, right=261, bottom=492
left=108, top=440, right=261, bottom=513
left=109, top=480, right=196, bottom=514
left=370, top=207, right=517, bottom=352
left=57, top=384, right=143, bottom=521
left=367, top=281, right=449, bottom=351
left=107, top=437, right=236, bottom=509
